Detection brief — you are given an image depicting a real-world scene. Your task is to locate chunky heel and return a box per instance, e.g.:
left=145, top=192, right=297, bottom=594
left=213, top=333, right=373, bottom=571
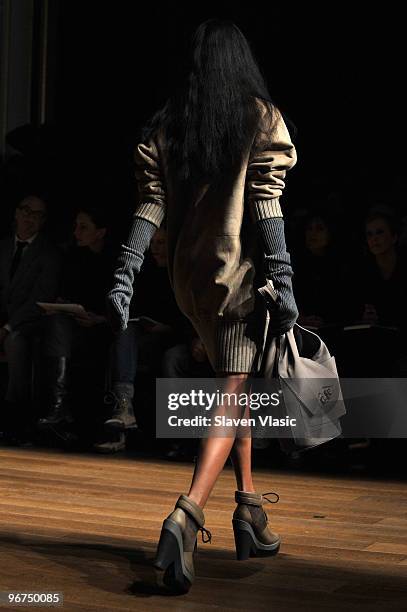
left=153, top=497, right=212, bottom=594
left=233, top=491, right=281, bottom=560
left=233, top=519, right=255, bottom=560
left=154, top=521, right=178, bottom=570
left=154, top=519, right=191, bottom=594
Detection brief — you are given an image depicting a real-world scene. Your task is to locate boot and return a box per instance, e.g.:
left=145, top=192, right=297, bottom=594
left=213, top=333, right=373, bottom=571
left=103, top=383, right=137, bottom=431
left=232, top=490, right=281, bottom=560
left=37, top=356, right=74, bottom=428
left=92, top=432, right=126, bottom=453
left=154, top=494, right=212, bottom=594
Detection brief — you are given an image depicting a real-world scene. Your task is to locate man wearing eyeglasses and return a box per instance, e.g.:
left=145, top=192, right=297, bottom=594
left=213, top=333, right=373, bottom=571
left=0, top=195, right=61, bottom=440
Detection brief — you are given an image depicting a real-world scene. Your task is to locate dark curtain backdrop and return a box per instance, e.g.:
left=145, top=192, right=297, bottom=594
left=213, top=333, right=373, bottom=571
left=2, top=3, right=406, bottom=239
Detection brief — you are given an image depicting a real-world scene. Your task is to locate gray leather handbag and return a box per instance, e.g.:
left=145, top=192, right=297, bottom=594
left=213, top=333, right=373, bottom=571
left=257, top=281, right=346, bottom=454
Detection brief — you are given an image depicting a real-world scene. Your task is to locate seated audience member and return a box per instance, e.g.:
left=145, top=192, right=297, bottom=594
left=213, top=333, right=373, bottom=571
left=37, top=206, right=115, bottom=429
left=161, top=329, right=214, bottom=461
left=341, top=207, right=407, bottom=377
left=98, top=226, right=192, bottom=447
left=291, top=210, right=347, bottom=328
left=357, top=208, right=407, bottom=331
left=399, top=213, right=407, bottom=252
left=162, top=327, right=214, bottom=378
left=0, top=195, right=60, bottom=435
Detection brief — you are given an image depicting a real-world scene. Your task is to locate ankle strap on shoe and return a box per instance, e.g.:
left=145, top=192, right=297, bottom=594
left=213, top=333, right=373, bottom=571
left=235, top=490, right=280, bottom=506
left=235, top=491, right=263, bottom=506
left=176, top=494, right=205, bottom=528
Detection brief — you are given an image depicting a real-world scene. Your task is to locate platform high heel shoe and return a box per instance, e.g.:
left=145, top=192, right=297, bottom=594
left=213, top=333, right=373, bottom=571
left=232, top=490, right=281, bottom=560
left=154, top=494, right=212, bottom=594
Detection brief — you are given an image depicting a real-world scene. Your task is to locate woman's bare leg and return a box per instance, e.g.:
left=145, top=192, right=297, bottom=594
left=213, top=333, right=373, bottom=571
left=187, top=372, right=249, bottom=508
left=229, top=372, right=255, bottom=492
left=230, top=435, right=255, bottom=492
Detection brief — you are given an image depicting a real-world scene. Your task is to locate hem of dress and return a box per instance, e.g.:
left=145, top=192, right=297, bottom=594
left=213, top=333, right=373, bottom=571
left=215, top=320, right=259, bottom=374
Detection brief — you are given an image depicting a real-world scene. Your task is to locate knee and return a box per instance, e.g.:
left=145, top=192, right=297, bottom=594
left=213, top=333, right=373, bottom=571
left=162, top=343, right=189, bottom=376
left=49, top=312, right=73, bottom=330
left=4, top=330, right=26, bottom=354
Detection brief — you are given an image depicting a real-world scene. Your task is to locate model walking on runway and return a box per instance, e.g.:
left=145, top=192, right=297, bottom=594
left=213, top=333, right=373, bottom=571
left=106, top=18, right=298, bottom=593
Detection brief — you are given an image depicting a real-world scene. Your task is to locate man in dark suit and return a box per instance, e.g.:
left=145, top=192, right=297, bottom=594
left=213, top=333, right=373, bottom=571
left=0, top=195, right=60, bottom=434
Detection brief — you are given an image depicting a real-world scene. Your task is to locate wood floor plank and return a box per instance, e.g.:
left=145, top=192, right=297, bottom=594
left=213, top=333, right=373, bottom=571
left=0, top=446, right=406, bottom=611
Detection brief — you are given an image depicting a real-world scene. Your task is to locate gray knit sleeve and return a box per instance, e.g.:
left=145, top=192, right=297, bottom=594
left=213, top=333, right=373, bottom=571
left=106, top=217, right=157, bottom=331
left=246, top=104, right=298, bottom=334
left=255, top=216, right=298, bottom=334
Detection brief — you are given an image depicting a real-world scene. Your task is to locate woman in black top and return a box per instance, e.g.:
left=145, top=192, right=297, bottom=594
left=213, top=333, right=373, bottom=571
left=359, top=210, right=407, bottom=331
left=292, top=210, right=347, bottom=328
left=347, top=208, right=407, bottom=376
left=38, top=206, right=115, bottom=428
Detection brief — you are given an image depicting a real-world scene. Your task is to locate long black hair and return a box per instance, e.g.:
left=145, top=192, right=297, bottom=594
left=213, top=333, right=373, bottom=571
left=142, top=19, right=284, bottom=185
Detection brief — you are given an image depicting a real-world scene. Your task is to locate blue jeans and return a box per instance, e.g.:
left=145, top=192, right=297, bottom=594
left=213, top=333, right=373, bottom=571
left=110, top=321, right=178, bottom=385
left=43, top=313, right=112, bottom=359
left=162, top=343, right=214, bottom=378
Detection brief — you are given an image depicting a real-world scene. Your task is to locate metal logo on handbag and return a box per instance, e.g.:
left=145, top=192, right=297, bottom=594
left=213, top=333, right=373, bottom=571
left=318, top=385, right=334, bottom=406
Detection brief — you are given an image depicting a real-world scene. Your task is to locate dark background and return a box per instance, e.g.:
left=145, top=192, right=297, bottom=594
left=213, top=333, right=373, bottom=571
left=55, top=4, right=406, bottom=208
left=1, top=2, right=406, bottom=469
left=2, top=3, right=406, bottom=238
left=1, top=0, right=407, bottom=244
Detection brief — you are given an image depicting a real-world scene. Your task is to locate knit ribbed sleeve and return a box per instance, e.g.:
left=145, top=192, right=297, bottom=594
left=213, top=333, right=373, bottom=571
left=106, top=217, right=157, bottom=331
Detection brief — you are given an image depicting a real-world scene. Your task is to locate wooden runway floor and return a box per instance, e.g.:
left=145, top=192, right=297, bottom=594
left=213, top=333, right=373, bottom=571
left=0, top=446, right=406, bottom=611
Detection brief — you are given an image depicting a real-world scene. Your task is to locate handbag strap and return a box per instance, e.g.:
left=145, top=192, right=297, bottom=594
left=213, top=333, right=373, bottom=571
left=286, top=322, right=327, bottom=362
left=294, top=322, right=331, bottom=362
left=286, top=326, right=300, bottom=359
